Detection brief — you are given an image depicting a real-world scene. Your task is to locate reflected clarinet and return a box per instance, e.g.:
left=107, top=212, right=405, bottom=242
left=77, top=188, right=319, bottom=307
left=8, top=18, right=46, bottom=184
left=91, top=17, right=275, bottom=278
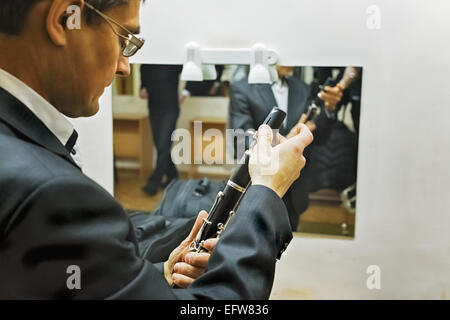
left=305, top=76, right=335, bottom=123
left=190, top=107, right=287, bottom=252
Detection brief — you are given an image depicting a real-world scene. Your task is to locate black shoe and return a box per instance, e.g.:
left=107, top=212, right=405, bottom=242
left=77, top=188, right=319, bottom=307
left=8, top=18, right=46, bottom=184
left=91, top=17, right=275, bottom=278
left=141, top=184, right=158, bottom=196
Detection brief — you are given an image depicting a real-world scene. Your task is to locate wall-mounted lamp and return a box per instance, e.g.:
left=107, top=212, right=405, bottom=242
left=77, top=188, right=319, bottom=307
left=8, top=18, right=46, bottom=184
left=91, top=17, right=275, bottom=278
left=181, top=42, right=203, bottom=81
left=201, top=64, right=217, bottom=81
left=268, top=64, right=279, bottom=83
left=248, top=44, right=271, bottom=84
left=181, top=42, right=279, bottom=84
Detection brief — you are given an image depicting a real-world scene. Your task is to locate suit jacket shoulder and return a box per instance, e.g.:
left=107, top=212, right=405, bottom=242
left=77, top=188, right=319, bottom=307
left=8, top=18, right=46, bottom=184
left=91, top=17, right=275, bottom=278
left=0, top=121, right=82, bottom=229
left=0, top=119, right=181, bottom=299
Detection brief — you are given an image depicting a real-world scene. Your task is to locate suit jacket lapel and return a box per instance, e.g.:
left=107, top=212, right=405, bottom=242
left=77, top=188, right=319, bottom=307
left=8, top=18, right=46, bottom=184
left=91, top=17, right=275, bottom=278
left=256, top=84, right=278, bottom=111
left=0, top=87, right=80, bottom=170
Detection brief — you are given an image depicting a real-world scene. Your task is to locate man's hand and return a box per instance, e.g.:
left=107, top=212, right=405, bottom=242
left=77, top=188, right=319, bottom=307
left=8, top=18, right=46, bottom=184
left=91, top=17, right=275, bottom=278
left=286, top=114, right=317, bottom=139
left=249, top=124, right=313, bottom=198
left=318, top=85, right=343, bottom=112
left=208, top=81, right=221, bottom=96
left=179, top=89, right=190, bottom=105
left=139, top=88, right=148, bottom=99
left=164, top=211, right=218, bottom=288
left=178, top=94, right=186, bottom=106
left=337, top=67, right=360, bottom=90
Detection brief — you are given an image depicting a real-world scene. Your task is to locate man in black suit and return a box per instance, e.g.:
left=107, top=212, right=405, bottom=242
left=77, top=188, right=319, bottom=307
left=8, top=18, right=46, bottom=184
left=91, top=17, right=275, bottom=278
left=0, top=0, right=313, bottom=299
left=140, top=64, right=182, bottom=195
left=229, top=66, right=343, bottom=230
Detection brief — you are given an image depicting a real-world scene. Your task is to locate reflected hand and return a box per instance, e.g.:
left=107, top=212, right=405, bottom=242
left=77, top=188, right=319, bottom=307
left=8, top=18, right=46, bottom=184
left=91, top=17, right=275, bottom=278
left=208, top=82, right=221, bottom=96
left=179, top=94, right=187, bottom=105
left=337, top=67, right=360, bottom=90
left=164, top=211, right=218, bottom=288
left=318, top=85, right=343, bottom=112
left=139, top=88, right=148, bottom=100
left=286, top=114, right=316, bottom=139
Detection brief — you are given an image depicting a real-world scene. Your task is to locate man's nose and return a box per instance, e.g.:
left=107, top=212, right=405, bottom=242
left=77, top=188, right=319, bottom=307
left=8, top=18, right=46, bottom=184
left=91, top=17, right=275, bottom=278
left=116, top=56, right=131, bottom=77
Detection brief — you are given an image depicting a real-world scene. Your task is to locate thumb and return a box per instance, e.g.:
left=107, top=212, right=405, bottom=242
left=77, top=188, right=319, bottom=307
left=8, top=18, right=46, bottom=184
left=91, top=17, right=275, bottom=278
left=287, top=123, right=314, bottom=154
left=186, top=210, right=209, bottom=242
left=299, top=113, right=307, bottom=124
left=252, top=124, right=274, bottom=168
left=256, top=124, right=273, bottom=154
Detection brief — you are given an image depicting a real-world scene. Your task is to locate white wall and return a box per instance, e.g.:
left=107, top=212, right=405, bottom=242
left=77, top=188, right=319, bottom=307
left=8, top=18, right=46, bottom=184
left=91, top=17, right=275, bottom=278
left=78, top=0, right=450, bottom=298
left=69, top=86, right=114, bottom=195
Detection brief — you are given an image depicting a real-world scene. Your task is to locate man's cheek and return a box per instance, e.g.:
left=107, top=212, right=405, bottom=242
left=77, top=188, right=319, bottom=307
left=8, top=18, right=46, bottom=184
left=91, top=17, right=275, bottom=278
left=108, top=62, right=120, bottom=83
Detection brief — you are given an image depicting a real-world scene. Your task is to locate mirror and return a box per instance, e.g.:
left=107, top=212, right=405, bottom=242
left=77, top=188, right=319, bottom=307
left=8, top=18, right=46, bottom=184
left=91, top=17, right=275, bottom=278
left=112, top=64, right=362, bottom=238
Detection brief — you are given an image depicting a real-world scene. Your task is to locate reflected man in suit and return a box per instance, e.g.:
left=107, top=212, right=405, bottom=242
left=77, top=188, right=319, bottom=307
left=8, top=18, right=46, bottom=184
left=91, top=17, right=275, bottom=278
left=140, top=64, right=182, bottom=195
left=229, top=66, right=344, bottom=230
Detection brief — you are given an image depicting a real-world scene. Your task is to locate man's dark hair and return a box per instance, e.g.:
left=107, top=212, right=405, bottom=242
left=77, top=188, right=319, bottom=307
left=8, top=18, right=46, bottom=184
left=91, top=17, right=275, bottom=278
left=0, top=0, right=133, bottom=35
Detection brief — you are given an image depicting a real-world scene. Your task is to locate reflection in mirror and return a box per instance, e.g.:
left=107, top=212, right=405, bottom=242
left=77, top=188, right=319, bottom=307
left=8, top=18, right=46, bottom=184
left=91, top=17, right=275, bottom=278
left=112, top=64, right=362, bottom=239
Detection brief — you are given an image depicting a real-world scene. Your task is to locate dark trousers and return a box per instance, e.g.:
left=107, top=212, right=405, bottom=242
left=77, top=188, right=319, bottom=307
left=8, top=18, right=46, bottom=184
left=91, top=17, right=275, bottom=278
left=145, top=95, right=179, bottom=188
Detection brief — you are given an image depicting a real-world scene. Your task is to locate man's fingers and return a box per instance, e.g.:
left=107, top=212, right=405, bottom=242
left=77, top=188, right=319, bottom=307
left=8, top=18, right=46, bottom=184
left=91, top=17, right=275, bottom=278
left=318, top=91, right=342, bottom=104
left=251, top=124, right=273, bottom=166
left=172, top=273, right=195, bottom=289
left=319, top=91, right=341, bottom=102
left=287, top=123, right=313, bottom=154
left=185, top=252, right=211, bottom=268
left=202, top=238, right=218, bottom=252
left=307, top=122, right=317, bottom=132
left=299, top=113, right=307, bottom=124
left=324, top=85, right=343, bottom=94
left=297, top=123, right=314, bottom=147
left=174, top=262, right=205, bottom=279
left=256, top=124, right=273, bottom=152
left=276, top=133, right=287, bottom=145
left=186, top=210, right=209, bottom=242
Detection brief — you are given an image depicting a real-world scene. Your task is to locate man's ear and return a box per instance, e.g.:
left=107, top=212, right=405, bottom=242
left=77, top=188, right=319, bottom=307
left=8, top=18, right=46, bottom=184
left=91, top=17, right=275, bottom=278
left=46, top=0, right=84, bottom=46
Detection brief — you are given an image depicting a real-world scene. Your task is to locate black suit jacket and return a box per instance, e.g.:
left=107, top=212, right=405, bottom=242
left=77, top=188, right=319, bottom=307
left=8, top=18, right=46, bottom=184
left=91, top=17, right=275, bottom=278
left=0, top=87, right=292, bottom=299
left=229, top=77, right=336, bottom=229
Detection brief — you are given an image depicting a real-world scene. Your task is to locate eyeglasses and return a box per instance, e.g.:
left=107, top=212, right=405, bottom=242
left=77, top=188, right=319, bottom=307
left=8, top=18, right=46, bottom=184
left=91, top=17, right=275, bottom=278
left=84, top=2, right=145, bottom=57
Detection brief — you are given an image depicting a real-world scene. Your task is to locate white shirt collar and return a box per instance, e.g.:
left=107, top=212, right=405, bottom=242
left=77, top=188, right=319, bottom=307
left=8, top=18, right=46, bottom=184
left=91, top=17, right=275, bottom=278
left=0, top=68, right=83, bottom=169
left=0, top=68, right=74, bottom=146
left=271, top=78, right=289, bottom=128
left=272, top=78, right=288, bottom=89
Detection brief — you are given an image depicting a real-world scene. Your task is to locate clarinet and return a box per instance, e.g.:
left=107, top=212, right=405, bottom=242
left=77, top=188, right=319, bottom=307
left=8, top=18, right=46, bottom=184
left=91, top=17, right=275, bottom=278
left=305, top=76, right=335, bottom=122
left=190, top=107, right=287, bottom=253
